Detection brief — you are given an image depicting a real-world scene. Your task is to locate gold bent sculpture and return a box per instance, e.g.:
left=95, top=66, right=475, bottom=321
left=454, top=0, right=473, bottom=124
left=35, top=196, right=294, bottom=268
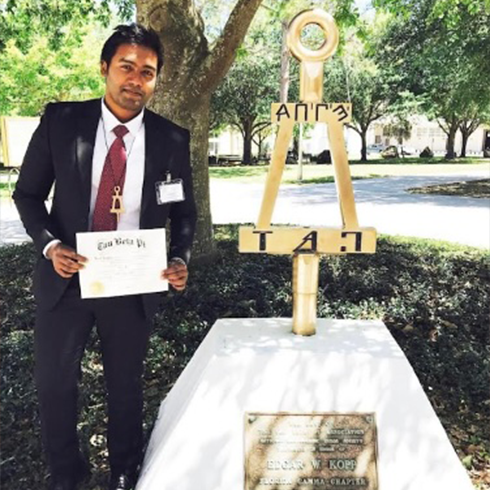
left=239, top=9, right=377, bottom=336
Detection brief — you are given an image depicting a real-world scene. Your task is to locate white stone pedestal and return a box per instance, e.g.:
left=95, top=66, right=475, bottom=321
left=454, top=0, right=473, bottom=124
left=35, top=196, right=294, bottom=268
left=136, top=319, right=474, bottom=490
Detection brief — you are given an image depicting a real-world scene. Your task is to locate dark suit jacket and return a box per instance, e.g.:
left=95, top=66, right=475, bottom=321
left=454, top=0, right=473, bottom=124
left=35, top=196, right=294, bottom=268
left=13, top=98, right=197, bottom=318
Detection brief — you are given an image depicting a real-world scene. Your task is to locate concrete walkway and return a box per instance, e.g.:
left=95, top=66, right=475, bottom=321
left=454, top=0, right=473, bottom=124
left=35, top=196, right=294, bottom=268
left=1, top=170, right=489, bottom=249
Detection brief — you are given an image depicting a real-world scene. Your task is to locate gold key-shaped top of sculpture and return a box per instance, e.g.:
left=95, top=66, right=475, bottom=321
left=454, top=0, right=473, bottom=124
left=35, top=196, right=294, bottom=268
left=287, top=9, right=339, bottom=103
left=238, top=9, right=376, bottom=336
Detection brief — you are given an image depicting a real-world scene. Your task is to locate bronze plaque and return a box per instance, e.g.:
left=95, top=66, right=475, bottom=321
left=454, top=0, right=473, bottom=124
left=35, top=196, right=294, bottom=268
left=244, top=413, right=378, bottom=490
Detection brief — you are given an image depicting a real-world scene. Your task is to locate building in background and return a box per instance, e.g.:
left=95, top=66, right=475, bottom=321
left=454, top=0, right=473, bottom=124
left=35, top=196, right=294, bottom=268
left=210, top=115, right=489, bottom=162
left=371, top=116, right=488, bottom=156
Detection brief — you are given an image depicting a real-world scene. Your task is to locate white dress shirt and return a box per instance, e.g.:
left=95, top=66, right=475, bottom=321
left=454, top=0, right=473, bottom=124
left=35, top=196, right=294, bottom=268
left=43, top=99, right=145, bottom=257
left=43, top=99, right=186, bottom=266
left=89, top=99, right=146, bottom=230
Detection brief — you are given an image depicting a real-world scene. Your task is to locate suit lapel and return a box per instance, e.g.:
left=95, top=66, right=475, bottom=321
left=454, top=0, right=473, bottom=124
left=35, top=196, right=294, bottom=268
left=140, top=110, right=171, bottom=227
left=74, top=102, right=172, bottom=228
left=75, top=99, right=101, bottom=218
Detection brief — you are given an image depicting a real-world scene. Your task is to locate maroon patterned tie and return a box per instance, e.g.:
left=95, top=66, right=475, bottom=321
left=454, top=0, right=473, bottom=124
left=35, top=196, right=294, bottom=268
left=92, top=125, right=129, bottom=231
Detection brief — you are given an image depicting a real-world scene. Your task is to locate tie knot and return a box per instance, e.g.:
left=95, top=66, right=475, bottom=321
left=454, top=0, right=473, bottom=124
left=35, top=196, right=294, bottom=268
left=113, top=125, right=129, bottom=139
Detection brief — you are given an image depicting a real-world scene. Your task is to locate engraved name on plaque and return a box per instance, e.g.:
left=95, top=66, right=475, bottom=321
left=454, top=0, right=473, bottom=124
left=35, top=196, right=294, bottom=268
left=245, top=413, right=379, bottom=490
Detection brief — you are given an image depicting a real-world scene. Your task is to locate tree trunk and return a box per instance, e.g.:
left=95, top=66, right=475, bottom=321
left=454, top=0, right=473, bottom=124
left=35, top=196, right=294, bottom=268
left=178, top=104, right=215, bottom=259
left=460, top=131, right=469, bottom=158
left=445, top=126, right=458, bottom=159
left=137, top=0, right=264, bottom=261
left=459, top=118, right=481, bottom=158
left=141, top=18, right=217, bottom=260
left=297, top=123, right=303, bottom=181
left=292, top=133, right=299, bottom=161
left=253, top=128, right=270, bottom=160
left=151, top=91, right=216, bottom=261
left=242, top=119, right=254, bottom=165
left=440, top=116, right=460, bottom=160
left=256, top=136, right=263, bottom=159
left=280, top=20, right=290, bottom=103
left=360, top=130, right=367, bottom=162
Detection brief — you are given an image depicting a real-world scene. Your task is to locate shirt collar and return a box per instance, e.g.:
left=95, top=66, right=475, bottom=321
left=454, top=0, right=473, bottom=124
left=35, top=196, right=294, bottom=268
left=101, top=98, right=145, bottom=137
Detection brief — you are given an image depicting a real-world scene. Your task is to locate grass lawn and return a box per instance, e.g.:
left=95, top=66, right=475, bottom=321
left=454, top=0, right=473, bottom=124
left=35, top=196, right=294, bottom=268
left=1, top=226, right=489, bottom=489
left=358, top=156, right=488, bottom=165
left=0, top=181, right=15, bottom=198
left=3, top=160, right=489, bottom=188
left=210, top=160, right=490, bottom=184
left=209, top=166, right=387, bottom=184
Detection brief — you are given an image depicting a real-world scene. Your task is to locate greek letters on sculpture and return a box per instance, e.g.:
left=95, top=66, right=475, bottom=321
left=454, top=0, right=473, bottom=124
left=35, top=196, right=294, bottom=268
left=239, top=9, right=377, bottom=336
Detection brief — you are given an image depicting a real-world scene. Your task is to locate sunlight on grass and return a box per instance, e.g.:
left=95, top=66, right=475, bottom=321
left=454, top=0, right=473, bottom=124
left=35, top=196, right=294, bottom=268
left=0, top=182, right=14, bottom=197
left=209, top=162, right=490, bottom=184
left=209, top=166, right=269, bottom=180
left=283, top=174, right=387, bottom=184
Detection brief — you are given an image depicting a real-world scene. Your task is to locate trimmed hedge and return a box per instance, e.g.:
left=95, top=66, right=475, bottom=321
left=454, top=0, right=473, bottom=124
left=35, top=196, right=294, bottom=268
left=1, top=227, right=489, bottom=488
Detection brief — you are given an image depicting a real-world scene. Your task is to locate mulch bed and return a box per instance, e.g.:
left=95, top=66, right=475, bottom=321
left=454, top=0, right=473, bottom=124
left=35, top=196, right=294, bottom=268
left=408, top=179, right=490, bottom=198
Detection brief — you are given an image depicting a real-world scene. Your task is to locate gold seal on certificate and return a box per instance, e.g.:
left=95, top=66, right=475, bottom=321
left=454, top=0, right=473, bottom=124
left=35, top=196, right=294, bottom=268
left=90, top=281, right=105, bottom=296
left=76, top=229, right=168, bottom=299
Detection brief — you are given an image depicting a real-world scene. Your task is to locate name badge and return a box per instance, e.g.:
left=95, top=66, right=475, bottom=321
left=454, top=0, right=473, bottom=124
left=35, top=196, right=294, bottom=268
left=155, top=178, right=185, bottom=204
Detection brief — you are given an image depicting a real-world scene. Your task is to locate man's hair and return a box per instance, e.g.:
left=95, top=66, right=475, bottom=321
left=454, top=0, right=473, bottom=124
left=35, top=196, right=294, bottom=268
left=101, top=23, right=164, bottom=73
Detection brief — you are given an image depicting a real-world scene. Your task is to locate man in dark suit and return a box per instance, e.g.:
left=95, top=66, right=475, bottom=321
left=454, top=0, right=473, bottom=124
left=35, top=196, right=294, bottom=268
left=13, top=24, right=196, bottom=490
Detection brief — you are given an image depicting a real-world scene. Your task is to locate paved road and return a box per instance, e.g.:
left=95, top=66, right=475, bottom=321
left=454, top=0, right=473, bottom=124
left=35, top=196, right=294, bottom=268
left=2, top=171, right=489, bottom=249
left=210, top=172, right=490, bottom=249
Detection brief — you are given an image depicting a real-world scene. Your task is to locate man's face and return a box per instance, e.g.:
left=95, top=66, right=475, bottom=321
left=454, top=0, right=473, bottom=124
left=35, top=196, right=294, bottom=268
left=101, top=43, right=158, bottom=120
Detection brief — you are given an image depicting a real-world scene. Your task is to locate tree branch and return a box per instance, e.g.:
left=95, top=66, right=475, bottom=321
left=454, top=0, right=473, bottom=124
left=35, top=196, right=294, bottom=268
left=437, top=119, right=450, bottom=136
left=230, top=121, right=245, bottom=137
left=469, top=119, right=481, bottom=134
left=347, top=123, right=362, bottom=135
left=366, top=105, right=374, bottom=126
left=471, top=122, right=481, bottom=133
left=365, top=99, right=385, bottom=126
left=252, top=121, right=271, bottom=136
left=196, top=0, right=264, bottom=94
left=459, top=117, right=482, bottom=137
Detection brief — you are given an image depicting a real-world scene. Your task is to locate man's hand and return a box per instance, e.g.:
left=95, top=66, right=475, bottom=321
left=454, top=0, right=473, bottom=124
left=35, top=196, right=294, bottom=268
left=162, top=260, right=188, bottom=291
left=47, top=243, right=88, bottom=279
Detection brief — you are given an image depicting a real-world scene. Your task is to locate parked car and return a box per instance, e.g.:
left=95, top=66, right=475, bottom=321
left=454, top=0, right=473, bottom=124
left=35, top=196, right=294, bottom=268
left=419, top=147, right=434, bottom=158
left=316, top=149, right=332, bottom=164
left=381, top=145, right=417, bottom=159
left=367, top=143, right=386, bottom=154
left=381, top=145, right=399, bottom=159
left=286, top=149, right=297, bottom=164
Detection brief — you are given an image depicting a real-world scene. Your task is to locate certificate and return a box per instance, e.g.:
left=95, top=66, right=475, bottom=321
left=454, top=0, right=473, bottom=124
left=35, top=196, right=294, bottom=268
left=76, top=229, right=168, bottom=299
